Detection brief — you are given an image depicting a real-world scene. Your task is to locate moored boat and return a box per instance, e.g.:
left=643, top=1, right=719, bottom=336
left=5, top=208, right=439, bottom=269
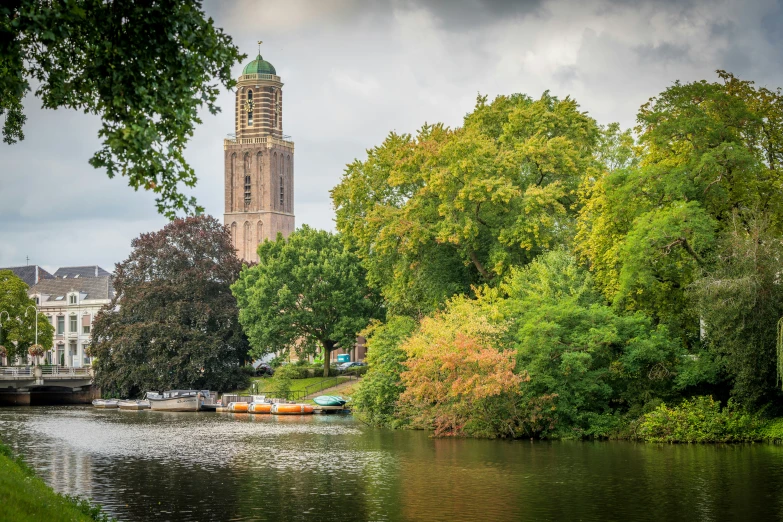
left=118, top=399, right=150, bottom=410
left=313, top=395, right=347, bottom=407
left=92, top=399, right=119, bottom=409
left=227, top=402, right=249, bottom=413
left=148, top=390, right=203, bottom=412
left=271, top=403, right=314, bottom=415
left=248, top=402, right=272, bottom=414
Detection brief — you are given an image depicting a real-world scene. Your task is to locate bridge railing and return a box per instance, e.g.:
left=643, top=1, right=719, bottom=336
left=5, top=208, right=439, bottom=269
left=0, top=366, right=33, bottom=376
left=40, top=366, right=91, bottom=376
left=0, top=366, right=91, bottom=377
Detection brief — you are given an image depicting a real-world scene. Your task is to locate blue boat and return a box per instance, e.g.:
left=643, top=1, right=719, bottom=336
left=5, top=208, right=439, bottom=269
left=313, top=395, right=347, bottom=407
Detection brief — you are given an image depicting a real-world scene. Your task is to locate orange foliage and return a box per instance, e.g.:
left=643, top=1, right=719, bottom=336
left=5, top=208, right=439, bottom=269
left=399, top=332, right=528, bottom=437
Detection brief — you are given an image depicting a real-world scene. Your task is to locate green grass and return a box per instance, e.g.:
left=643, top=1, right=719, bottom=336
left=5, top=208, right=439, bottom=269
left=0, top=441, right=110, bottom=522
left=238, top=376, right=349, bottom=395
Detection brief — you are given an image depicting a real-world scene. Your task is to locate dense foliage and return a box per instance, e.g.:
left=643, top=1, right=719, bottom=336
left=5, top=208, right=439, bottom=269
left=351, top=316, right=417, bottom=427
left=340, top=71, right=783, bottom=440
left=231, top=226, right=383, bottom=377
left=331, top=93, right=601, bottom=316
left=636, top=396, right=763, bottom=443
left=0, top=270, right=54, bottom=363
left=1, top=0, right=243, bottom=217
left=91, top=215, right=250, bottom=397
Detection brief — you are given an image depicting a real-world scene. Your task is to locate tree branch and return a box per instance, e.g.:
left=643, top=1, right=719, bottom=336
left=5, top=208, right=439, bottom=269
left=468, top=250, right=495, bottom=281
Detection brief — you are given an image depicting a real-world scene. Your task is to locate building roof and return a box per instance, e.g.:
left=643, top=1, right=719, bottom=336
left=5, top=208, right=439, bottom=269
left=53, top=265, right=111, bottom=279
left=0, top=265, right=54, bottom=287
left=29, top=276, right=115, bottom=302
left=242, top=54, right=276, bottom=75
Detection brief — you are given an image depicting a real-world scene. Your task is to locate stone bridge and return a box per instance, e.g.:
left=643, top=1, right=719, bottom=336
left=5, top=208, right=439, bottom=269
left=0, top=366, right=98, bottom=405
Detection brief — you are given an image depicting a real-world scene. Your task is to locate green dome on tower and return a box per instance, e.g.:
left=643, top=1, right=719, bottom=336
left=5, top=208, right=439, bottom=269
left=243, top=54, right=276, bottom=75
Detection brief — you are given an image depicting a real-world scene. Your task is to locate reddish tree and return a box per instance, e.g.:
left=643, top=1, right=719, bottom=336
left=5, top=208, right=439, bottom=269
left=91, top=215, right=250, bottom=397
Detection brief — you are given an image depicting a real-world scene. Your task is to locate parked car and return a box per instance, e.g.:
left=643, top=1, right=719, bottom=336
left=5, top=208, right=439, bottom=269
left=255, top=363, right=274, bottom=376
left=337, top=361, right=366, bottom=373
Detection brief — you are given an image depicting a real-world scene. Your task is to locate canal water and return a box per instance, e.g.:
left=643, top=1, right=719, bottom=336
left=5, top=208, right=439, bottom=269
left=1, top=407, right=783, bottom=521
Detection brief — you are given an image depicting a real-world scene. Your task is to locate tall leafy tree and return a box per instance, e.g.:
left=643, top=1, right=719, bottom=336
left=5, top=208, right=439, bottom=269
left=1, top=0, right=244, bottom=217
left=91, top=215, right=249, bottom=397
left=332, top=92, right=601, bottom=315
left=0, top=270, right=54, bottom=363
left=232, top=226, right=383, bottom=377
left=577, top=71, right=783, bottom=335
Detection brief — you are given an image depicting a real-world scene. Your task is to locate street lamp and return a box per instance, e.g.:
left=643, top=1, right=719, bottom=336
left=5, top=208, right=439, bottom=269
left=0, top=311, right=9, bottom=365
left=24, top=305, right=39, bottom=365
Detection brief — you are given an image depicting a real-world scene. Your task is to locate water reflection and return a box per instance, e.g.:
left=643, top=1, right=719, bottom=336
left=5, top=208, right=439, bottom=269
left=1, top=407, right=783, bottom=521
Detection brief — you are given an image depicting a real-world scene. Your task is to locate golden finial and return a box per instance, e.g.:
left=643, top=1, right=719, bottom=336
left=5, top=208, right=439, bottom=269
left=257, top=40, right=263, bottom=56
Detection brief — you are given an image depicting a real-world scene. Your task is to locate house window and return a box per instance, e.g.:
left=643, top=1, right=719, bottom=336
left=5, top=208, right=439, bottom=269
left=34, top=296, right=39, bottom=304
left=83, top=324, right=91, bottom=335
left=56, top=316, right=65, bottom=335
left=69, top=294, right=77, bottom=305
left=69, top=315, right=77, bottom=332
left=83, top=344, right=91, bottom=366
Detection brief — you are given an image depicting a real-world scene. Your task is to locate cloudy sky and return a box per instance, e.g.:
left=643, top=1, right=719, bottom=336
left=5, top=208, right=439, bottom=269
left=2, top=0, right=782, bottom=273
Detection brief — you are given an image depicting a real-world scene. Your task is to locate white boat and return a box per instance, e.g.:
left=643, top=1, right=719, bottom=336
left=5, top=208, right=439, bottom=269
left=118, top=399, right=150, bottom=410
left=148, top=390, right=205, bottom=412
left=92, top=399, right=119, bottom=409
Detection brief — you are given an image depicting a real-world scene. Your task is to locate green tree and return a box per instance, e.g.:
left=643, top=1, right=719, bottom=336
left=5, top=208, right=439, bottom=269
left=1, top=0, right=243, bottom=218
left=232, top=226, right=383, bottom=377
left=352, top=316, right=417, bottom=427
left=331, top=92, right=601, bottom=315
left=504, top=250, right=682, bottom=437
left=90, top=215, right=250, bottom=397
left=577, top=71, right=783, bottom=336
left=691, top=213, right=783, bottom=410
left=0, top=270, right=54, bottom=363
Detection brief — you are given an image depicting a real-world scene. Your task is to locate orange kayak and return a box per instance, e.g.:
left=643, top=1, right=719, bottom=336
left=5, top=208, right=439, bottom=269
left=227, top=402, right=249, bottom=413
left=248, top=403, right=272, bottom=414
left=272, top=403, right=314, bottom=415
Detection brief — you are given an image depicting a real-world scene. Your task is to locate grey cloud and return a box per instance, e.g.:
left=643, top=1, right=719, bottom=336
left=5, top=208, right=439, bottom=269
left=4, top=0, right=783, bottom=270
left=633, top=42, right=693, bottom=65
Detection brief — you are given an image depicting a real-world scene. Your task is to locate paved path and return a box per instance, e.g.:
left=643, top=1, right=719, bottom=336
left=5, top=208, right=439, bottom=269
left=304, top=378, right=360, bottom=400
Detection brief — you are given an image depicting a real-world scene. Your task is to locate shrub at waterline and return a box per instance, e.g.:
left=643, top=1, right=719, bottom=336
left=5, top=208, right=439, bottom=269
left=635, top=396, right=764, bottom=443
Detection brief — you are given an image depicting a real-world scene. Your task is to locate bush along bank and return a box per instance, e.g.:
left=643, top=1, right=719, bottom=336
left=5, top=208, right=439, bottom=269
left=0, top=440, right=113, bottom=522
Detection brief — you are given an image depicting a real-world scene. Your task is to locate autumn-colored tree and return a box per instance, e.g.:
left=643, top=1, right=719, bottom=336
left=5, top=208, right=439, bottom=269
left=91, top=215, right=250, bottom=397
left=397, top=296, right=529, bottom=438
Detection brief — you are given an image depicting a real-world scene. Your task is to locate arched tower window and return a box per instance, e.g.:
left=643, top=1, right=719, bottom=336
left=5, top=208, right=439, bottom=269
left=286, top=155, right=291, bottom=211
left=273, top=152, right=278, bottom=210
left=274, top=89, right=279, bottom=132
left=243, top=153, right=251, bottom=206
left=257, top=152, right=264, bottom=202
left=231, top=222, right=237, bottom=250
left=278, top=154, right=285, bottom=211
left=244, top=221, right=252, bottom=260
left=247, top=90, right=253, bottom=126
left=229, top=153, right=236, bottom=212
left=257, top=221, right=264, bottom=244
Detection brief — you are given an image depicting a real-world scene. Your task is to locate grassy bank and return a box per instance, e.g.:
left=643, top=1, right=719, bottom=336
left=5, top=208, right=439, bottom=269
left=237, top=376, right=349, bottom=396
left=0, top=441, right=111, bottom=522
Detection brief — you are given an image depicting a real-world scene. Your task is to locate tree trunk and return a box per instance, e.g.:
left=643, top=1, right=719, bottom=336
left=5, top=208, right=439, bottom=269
left=322, top=340, right=336, bottom=378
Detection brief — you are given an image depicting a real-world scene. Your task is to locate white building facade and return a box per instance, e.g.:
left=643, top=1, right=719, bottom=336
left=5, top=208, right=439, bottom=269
left=28, top=269, right=113, bottom=368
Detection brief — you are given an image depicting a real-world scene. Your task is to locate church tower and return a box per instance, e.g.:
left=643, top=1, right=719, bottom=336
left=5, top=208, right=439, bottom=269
left=224, top=42, right=295, bottom=263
